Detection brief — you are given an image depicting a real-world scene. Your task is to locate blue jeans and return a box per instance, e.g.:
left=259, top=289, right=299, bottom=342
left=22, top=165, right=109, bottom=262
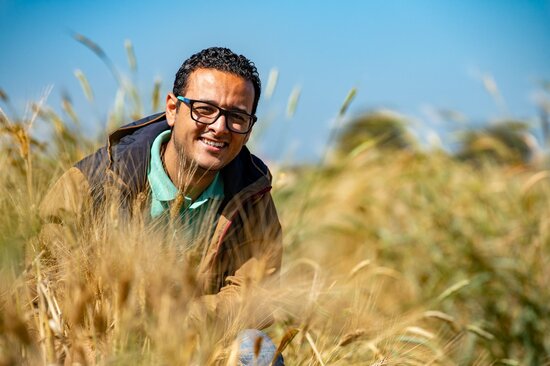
left=238, top=329, right=285, bottom=366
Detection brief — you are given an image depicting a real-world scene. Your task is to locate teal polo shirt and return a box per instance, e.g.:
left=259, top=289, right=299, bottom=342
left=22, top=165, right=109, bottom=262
left=147, top=131, right=224, bottom=239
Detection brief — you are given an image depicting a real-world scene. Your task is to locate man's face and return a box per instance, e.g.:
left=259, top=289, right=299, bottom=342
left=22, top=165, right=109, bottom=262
left=165, top=68, right=255, bottom=174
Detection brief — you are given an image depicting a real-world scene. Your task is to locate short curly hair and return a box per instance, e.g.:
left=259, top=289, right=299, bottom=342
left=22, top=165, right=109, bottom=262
left=173, top=47, right=261, bottom=115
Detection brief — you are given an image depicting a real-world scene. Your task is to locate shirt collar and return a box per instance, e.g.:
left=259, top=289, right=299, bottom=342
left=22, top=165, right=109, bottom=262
left=148, top=130, right=178, bottom=201
left=189, top=172, right=224, bottom=208
left=147, top=130, right=224, bottom=204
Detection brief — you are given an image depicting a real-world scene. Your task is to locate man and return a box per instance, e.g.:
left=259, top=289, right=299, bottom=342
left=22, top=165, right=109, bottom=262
left=39, top=47, right=283, bottom=365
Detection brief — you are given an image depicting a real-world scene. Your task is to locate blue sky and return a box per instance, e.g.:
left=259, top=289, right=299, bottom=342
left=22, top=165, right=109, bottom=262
left=1, top=0, right=549, bottom=161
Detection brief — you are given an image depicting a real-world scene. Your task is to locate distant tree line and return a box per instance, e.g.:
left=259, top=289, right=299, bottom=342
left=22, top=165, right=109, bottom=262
left=337, top=111, right=546, bottom=166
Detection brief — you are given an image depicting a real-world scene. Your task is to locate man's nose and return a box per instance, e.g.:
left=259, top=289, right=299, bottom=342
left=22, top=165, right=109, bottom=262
left=209, top=113, right=230, bottom=134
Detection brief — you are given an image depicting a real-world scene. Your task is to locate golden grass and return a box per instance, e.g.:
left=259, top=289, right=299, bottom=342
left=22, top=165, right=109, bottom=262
left=1, top=83, right=549, bottom=365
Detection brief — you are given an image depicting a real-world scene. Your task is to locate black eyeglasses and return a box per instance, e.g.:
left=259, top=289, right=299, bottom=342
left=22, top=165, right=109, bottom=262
left=177, top=96, right=257, bottom=134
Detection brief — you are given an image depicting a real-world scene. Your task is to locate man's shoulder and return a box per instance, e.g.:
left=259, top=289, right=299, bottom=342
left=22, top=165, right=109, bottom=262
left=74, top=113, right=170, bottom=195
left=221, top=147, right=273, bottom=200
left=107, top=112, right=168, bottom=146
left=234, top=146, right=272, bottom=176
left=248, top=152, right=272, bottom=183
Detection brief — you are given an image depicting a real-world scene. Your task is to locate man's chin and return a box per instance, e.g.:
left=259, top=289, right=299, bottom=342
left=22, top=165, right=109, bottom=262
left=175, top=152, right=223, bottom=174
left=196, top=159, right=224, bottom=173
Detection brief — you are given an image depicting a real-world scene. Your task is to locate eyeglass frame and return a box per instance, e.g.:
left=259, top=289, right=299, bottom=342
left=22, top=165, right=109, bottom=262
left=176, top=96, right=257, bottom=134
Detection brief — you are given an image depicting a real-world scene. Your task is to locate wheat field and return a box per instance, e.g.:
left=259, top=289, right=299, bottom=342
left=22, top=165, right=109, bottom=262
left=1, top=43, right=549, bottom=365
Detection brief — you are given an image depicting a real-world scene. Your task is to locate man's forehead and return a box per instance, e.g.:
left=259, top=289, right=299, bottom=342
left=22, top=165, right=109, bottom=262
left=185, top=68, right=255, bottom=108
left=187, top=68, right=253, bottom=89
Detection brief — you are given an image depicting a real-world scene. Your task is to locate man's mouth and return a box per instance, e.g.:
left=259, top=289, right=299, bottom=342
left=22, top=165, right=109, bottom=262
left=200, top=138, right=227, bottom=148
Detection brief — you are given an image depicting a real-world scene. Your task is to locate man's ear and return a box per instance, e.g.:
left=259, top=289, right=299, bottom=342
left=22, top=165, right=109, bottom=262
left=165, top=93, right=177, bottom=128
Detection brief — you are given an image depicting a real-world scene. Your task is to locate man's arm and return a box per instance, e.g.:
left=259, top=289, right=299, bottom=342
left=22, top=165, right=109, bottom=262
left=30, top=167, right=92, bottom=273
left=190, top=192, right=283, bottom=330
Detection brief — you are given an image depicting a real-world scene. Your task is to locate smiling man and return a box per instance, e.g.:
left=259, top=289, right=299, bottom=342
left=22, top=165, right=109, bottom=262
left=39, top=47, right=283, bottom=365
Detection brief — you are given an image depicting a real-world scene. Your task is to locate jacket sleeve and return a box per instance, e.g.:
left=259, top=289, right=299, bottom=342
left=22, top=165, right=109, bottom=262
left=39, top=167, right=92, bottom=223
left=189, top=191, right=283, bottom=330
left=31, top=168, right=92, bottom=272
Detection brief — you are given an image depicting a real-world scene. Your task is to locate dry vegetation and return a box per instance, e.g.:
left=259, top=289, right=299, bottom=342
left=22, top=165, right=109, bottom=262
left=1, top=40, right=550, bottom=365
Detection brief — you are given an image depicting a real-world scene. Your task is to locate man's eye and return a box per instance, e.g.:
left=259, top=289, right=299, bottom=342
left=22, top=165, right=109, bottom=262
left=231, top=113, right=248, bottom=124
left=195, top=105, right=218, bottom=116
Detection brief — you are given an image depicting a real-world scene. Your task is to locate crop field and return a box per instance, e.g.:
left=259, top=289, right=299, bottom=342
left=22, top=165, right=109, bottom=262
left=0, top=44, right=549, bottom=365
